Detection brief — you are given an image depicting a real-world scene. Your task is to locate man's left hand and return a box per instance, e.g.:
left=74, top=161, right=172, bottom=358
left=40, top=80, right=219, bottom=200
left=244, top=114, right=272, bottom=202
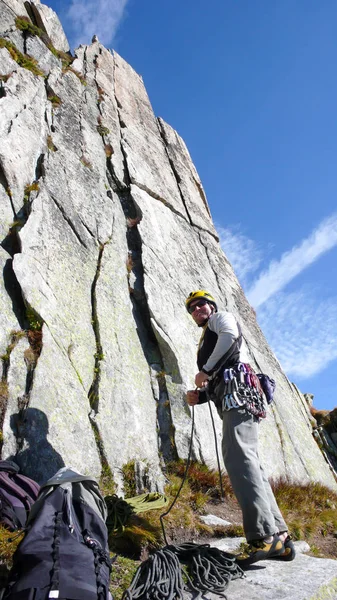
left=195, top=371, right=209, bottom=388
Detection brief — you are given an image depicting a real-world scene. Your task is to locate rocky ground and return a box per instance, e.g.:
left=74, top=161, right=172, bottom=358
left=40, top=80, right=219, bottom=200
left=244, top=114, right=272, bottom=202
left=203, top=495, right=337, bottom=560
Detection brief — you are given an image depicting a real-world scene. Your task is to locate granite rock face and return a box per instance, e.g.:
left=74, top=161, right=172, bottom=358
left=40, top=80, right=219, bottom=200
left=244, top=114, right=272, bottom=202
left=0, top=0, right=336, bottom=492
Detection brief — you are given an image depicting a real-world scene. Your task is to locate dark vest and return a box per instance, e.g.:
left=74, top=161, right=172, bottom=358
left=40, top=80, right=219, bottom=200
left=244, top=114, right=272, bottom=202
left=197, top=321, right=242, bottom=376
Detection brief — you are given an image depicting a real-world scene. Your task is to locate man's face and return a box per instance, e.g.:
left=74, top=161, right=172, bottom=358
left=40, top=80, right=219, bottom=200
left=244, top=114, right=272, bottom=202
left=189, top=299, right=213, bottom=325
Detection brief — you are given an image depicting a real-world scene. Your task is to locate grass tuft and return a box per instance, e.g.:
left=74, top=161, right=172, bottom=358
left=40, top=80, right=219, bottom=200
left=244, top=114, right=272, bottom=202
left=109, top=555, right=140, bottom=600
left=47, top=94, right=62, bottom=108
left=97, top=124, right=110, bottom=136
left=0, top=38, right=44, bottom=77
left=63, top=66, right=86, bottom=85
left=47, top=135, right=57, bottom=152
left=15, top=16, right=44, bottom=37
left=271, top=476, right=337, bottom=541
left=167, top=460, right=231, bottom=500
left=80, top=155, right=93, bottom=169
left=121, top=461, right=137, bottom=498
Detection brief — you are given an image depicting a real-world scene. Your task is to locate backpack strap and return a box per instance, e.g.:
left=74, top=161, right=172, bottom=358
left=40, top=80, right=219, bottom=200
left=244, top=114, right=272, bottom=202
left=0, top=461, right=20, bottom=474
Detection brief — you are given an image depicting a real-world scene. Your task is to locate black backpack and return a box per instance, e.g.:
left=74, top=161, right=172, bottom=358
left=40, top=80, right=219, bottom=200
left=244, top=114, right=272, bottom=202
left=0, top=461, right=40, bottom=530
left=3, top=467, right=112, bottom=600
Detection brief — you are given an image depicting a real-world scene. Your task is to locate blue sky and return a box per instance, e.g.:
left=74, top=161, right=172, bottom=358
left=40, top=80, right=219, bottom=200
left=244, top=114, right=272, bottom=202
left=47, top=0, right=337, bottom=410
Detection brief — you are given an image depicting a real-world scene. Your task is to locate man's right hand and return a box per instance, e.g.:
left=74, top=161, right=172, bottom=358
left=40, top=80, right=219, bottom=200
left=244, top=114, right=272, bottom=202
left=186, top=390, right=199, bottom=406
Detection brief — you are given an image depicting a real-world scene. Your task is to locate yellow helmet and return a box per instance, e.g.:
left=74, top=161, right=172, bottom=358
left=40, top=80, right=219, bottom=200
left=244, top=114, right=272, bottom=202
left=185, top=290, right=217, bottom=312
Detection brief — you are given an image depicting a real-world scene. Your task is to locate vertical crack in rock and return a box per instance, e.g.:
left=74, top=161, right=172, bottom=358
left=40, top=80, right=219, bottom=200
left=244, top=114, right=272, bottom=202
left=193, top=176, right=211, bottom=218
left=127, top=223, right=178, bottom=462
left=88, top=243, right=104, bottom=415
left=197, top=230, right=223, bottom=291
left=157, top=118, right=194, bottom=226
left=0, top=157, right=45, bottom=450
left=0, top=162, right=16, bottom=217
left=87, top=242, right=115, bottom=483
left=96, top=57, right=179, bottom=462
left=50, top=195, right=88, bottom=248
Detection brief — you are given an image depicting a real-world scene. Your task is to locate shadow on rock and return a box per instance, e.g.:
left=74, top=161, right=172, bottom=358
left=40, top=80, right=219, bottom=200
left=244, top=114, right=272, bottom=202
left=7, top=408, right=65, bottom=485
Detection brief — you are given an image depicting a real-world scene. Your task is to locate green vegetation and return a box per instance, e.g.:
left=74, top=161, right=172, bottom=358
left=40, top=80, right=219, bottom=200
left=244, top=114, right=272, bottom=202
left=47, top=135, right=57, bottom=152
left=97, top=124, right=110, bottom=136
left=0, top=38, right=44, bottom=77
left=121, top=460, right=137, bottom=498
left=63, top=66, right=86, bottom=85
left=0, top=459, right=336, bottom=597
left=0, top=73, right=11, bottom=82
left=15, top=15, right=74, bottom=71
left=47, top=94, right=62, bottom=108
left=24, top=182, right=39, bottom=202
left=109, top=555, right=140, bottom=600
left=80, top=155, right=93, bottom=169
left=97, top=86, right=105, bottom=105
left=15, top=16, right=44, bottom=37
left=26, top=306, right=43, bottom=332
left=271, top=477, right=337, bottom=543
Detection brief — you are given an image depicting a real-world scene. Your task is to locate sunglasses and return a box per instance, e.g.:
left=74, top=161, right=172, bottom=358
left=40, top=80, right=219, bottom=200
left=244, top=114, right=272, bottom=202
left=187, top=299, right=209, bottom=314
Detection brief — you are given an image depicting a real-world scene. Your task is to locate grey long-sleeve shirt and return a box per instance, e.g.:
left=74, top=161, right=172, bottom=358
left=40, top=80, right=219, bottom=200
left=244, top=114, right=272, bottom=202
left=200, top=311, right=249, bottom=373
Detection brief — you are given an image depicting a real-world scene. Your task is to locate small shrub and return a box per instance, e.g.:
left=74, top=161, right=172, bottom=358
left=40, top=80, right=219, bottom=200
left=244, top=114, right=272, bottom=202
left=63, top=66, right=86, bottom=85
left=97, top=124, right=110, bottom=136
left=80, top=155, right=93, bottom=169
left=167, top=460, right=230, bottom=499
left=27, top=329, right=43, bottom=357
left=99, top=471, right=116, bottom=498
left=97, top=86, right=105, bottom=104
left=0, top=73, right=12, bottom=82
left=47, top=94, right=62, bottom=108
left=104, top=144, right=114, bottom=157
left=0, top=38, right=44, bottom=77
left=121, top=461, right=137, bottom=498
left=15, top=16, right=44, bottom=37
left=47, top=135, right=57, bottom=152
left=24, top=182, right=39, bottom=197
left=26, top=306, right=43, bottom=332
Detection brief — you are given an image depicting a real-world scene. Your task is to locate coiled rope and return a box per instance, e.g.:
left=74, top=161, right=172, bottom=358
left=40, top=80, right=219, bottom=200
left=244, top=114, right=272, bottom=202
left=122, top=406, right=244, bottom=600
left=106, top=493, right=169, bottom=535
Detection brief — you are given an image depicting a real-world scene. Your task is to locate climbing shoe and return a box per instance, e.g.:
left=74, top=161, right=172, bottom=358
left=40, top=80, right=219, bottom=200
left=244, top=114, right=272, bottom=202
left=270, top=535, right=296, bottom=561
left=236, top=534, right=285, bottom=567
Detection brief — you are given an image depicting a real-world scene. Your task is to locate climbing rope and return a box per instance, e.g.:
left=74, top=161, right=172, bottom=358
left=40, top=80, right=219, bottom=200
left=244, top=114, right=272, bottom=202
left=126, top=492, right=169, bottom=514
left=122, top=406, right=245, bottom=600
left=105, top=495, right=134, bottom=535
left=106, top=492, right=169, bottom=536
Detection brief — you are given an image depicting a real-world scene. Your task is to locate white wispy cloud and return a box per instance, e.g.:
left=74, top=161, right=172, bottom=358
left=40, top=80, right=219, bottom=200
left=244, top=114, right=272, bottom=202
left=257, top=290, right=337, bottom=378
left=217, top=214, right=337, bottom=385
left=217, top=225, right=262, bottom=288
left=247, top=214, right=337, bottom=308
left=66, top=0, right=128, bottom=48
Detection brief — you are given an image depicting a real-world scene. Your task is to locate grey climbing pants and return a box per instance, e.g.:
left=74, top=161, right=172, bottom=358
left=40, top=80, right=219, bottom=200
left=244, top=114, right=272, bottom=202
left=221, top=406, right=287, bottom=542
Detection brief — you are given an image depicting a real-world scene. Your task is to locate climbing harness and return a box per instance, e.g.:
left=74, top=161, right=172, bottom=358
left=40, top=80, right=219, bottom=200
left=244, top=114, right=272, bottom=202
left=122, top=406, right=244, bottom=600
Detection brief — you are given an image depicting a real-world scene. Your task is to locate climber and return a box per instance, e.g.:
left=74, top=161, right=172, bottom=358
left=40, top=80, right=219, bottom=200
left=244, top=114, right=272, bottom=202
left=185, top=290, right=295, bottom=566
